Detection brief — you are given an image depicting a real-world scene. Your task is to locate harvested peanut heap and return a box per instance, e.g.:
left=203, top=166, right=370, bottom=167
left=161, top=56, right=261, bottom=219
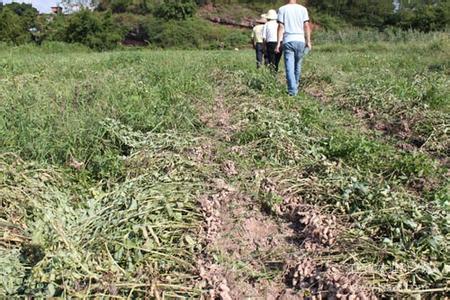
left=199, top=178, right=237, bottom=243
left=296, top=210, right=339, bottom=246
left=197, top=262, right=232, bottom=300
left=199, top=194, right=222, bottom=243
left=289, top=259, right=372, bottom=299
left=260, top=177, right=278, bottom=194
left=221, top=160, right=238, bottom=177
left=198, top=179, right=237, bottom=299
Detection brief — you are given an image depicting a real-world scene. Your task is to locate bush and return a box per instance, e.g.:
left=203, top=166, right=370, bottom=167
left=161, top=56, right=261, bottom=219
left=1, top=2, right=38, bottom=27
left=96, top=0, right=154, bottom=14
left=146, top=17, right=249, bottom=49
left=110, top=0, right=132, bottom=13
left=0, top=7, right=30, bottom=44
left=62, top=10, right=124, bottom=50
left=394, top=2, right=450, bottom=32
left=113, top=13, right=154, bottom=44
left=310, top=10, right=348, bottom=31
left=154, top=0, right=197, bottom=20
left=223, top=31, right=248, bottom=48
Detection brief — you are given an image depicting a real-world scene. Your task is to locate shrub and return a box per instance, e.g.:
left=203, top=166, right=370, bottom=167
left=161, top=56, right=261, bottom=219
left=397, top=2, right=450, bottom=32
left=96, top=0, right=154, bottom=14
left=62, top=10, right=124, bottom=50
left=111, top=0, right=132, bottom=13
left=146, top=17, right=249, bottom=49
left=113, top=13, right=155, bottom=44
left=2, top=2, right=38, bottom=27
left=0, top=7, right=30, bottom=44
left=154, top=0, right=197, bottom=20
left=223, top=31, right=248, bottom=48
left=310, top=10, right=348, bottom=31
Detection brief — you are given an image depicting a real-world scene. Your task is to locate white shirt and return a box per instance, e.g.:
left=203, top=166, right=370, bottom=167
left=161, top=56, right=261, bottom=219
left=277, top=4, right=309, bottom=43
left=262, top=20, right=279, bottom=43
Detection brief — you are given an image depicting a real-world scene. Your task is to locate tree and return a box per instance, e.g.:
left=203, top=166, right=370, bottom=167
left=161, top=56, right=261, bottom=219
left=2, top=2, right=38, bottom=27
left=63, top=9, right=123, bottom=50
left=0, top=7, right=30, bottom=44
left=389, top=0, right=449, bottom=31
left=308, top=0, right=394, bottom=27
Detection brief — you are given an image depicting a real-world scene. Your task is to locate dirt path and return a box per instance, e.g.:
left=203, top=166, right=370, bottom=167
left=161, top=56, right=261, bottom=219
left=196, top=91, right=302, bottom=299
left=194, top=87, right=372, bottom=299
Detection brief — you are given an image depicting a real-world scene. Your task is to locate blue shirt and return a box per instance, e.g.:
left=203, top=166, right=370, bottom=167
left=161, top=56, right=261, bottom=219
left=277, top=4, right=309, bottom=43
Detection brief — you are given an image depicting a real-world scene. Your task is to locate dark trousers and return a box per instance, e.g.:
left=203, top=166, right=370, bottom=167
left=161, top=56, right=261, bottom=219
left=255, top=43, right=264, bottom=68
left=266, top=42, right=282, bottom=72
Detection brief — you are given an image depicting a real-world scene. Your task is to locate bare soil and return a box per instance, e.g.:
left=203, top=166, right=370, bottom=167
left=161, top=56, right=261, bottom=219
left=195, top=90, right=372, bottom=299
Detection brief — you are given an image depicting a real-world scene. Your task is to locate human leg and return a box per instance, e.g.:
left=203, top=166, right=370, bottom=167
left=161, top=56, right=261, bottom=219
left=256, top=43, right=263, bottom=68
left=266, top=42, right=277, bottom=71
left=283, top=42, right=297, bottom=96
left=294, top=41, right=306, bottom=87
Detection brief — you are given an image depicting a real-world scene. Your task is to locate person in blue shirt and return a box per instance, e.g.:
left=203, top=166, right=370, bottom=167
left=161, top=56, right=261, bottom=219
left=275, top=0, right=312, bottom=96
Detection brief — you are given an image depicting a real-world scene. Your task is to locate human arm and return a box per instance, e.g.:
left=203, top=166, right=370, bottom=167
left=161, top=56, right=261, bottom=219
left=251, top=30, right=256, bottom=48
left=275, top=7, right=284, bottom=54
left=275, top=22, right=284, bottom=53
left=261, top=24, right=266, bottom=49
left=304, top=21, right=312, bottom=50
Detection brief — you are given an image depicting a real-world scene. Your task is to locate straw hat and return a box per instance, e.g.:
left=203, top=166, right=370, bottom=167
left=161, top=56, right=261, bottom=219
left=256, top=16, right=267, bottom=24
left=265, top=9, right=278, bottom=20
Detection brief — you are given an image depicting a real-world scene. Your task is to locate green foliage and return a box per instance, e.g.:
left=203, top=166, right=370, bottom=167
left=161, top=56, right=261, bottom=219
left=145, top=17, right=249, bottom=49
left=96, top=0, right=154, bottom=14
left=390, top=1, right=450, bottom=32
left=113, top=13, right=153, bottom=43
left=309, top=9, right=348, bottom=31
left=154, top=0, right=197, bottom=20
left=309, top=0, right=394, bottom=28
left=62, top=10, right=123, bottom=50
left=309, top=0, right=449, bottom=30
left=110, top=0, right=132, bottom=13
left=1, top=2, right=38, bottom=26
left=0, top=7, right=31, bottom=44
left=0, top=3, right=38, bottom=45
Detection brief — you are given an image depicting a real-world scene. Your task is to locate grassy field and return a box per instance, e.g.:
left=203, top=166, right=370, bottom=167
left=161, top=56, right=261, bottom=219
left=0, top=35, right=448, bottom=298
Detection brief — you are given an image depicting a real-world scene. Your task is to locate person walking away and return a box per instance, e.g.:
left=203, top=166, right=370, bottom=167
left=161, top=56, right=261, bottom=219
left=263, top=9, right=283, bottom=72
left=252, top=17, right=267, bottom=68
left=275, top=0, right=311, bottom=96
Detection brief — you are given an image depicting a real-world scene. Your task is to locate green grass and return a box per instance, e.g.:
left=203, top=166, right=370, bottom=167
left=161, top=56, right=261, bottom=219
left=306, top=33, right=449, bottom=157
left=0, top=37, right=449, bottom=297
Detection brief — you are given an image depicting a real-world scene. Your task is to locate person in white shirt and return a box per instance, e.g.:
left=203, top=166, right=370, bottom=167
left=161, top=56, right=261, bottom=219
left=262, top=9, right=282, bottom=72
left=275, top=0, right=312, bottom=96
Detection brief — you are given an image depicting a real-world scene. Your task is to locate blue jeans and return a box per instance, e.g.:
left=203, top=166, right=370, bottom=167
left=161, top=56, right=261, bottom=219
left=283, top=41, right=306, bottom=96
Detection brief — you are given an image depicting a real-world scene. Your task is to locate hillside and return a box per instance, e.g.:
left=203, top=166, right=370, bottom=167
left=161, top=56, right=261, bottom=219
left=1, top=0, right=448, bottom=50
